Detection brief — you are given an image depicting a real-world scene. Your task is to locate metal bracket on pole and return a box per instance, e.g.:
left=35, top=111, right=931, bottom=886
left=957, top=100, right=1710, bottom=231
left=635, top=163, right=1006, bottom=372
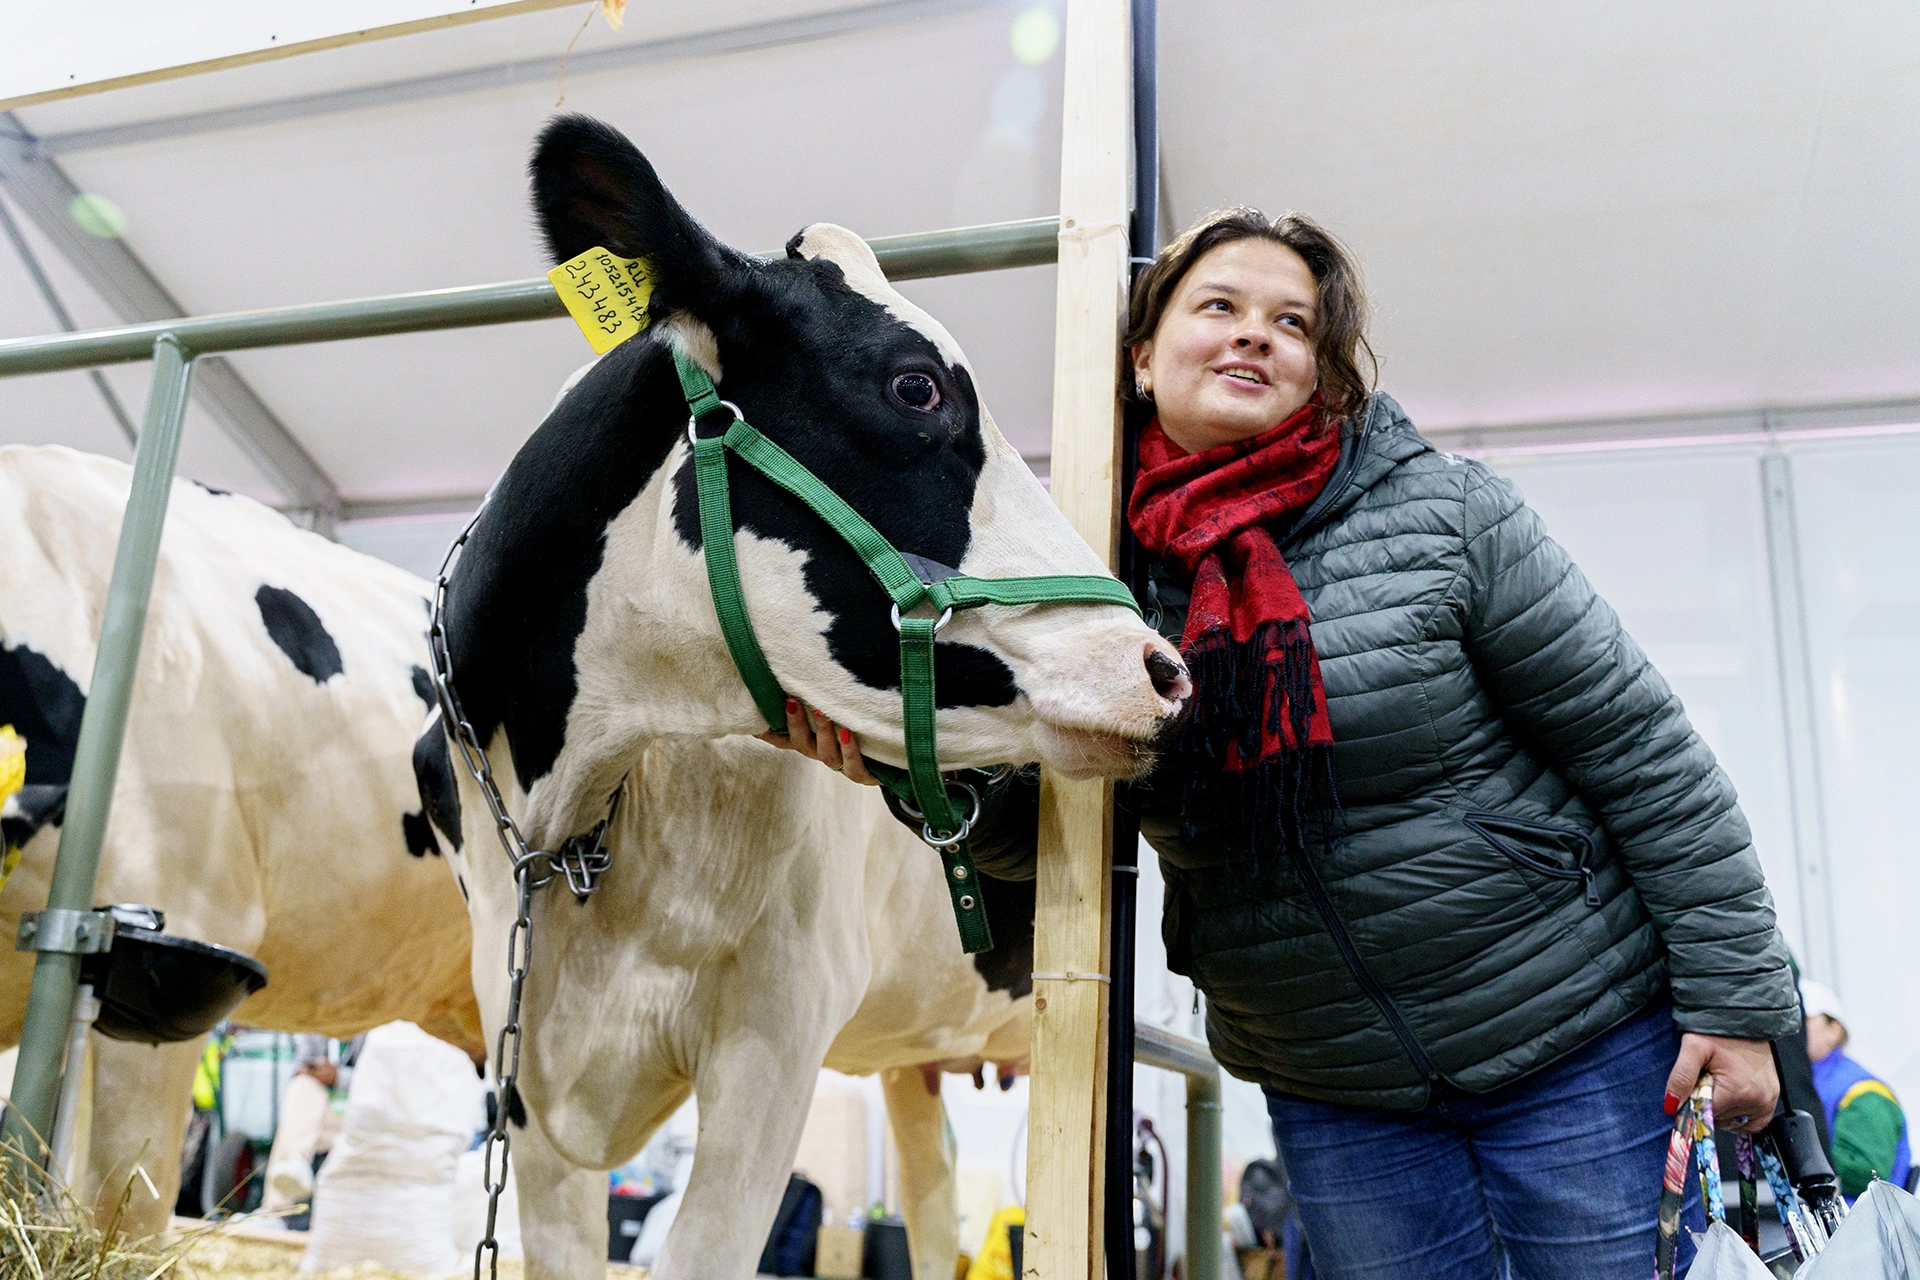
left=16, top=910, right=114, bottom=955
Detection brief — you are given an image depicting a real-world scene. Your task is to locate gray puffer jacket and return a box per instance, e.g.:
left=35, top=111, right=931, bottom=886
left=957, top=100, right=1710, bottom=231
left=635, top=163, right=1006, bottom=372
left=945, top=392, right=1799, bottom=1109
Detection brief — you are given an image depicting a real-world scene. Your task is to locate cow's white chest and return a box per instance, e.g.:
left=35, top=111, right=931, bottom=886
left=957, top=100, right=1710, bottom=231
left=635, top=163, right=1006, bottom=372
left=459, top=734, right=877, bottom=1167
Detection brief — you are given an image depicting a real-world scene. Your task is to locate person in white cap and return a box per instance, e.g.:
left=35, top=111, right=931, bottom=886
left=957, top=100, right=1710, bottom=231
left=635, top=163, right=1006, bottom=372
left=1801, top=979, right=1910, bottom=1198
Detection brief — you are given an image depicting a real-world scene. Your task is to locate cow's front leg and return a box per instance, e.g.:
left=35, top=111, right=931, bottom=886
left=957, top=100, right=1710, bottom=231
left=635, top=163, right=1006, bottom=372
left=87, top=1035, right=204, bottom=1238
left=881, top=1066, right=960, bottom=1280
left=652, top=1033, right=833, bottom=1279
left=510, top=1103, right=609, bottom=1280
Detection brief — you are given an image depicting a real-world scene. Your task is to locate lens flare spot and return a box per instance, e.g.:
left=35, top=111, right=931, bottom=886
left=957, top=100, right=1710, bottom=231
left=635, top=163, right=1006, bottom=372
left=68, top=193, right=128, bottom=239
left=1010, top=7, right=1061, bottom=65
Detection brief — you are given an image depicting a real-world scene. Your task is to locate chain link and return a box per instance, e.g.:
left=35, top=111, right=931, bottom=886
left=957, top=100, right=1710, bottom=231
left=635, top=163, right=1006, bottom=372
left=427, top=511, right=621, bottom=1280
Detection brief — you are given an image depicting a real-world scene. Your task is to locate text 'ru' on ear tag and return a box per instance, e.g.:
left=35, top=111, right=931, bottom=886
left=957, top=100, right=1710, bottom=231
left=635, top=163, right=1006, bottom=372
left=548, top=247, right=654, bottom=354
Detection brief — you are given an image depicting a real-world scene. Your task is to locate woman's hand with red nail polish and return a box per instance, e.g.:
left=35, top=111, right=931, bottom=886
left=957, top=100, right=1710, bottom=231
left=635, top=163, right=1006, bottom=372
left=1664, top=1033, right=1776, bottom=1132
left=756, top=701, right=875, bottom=786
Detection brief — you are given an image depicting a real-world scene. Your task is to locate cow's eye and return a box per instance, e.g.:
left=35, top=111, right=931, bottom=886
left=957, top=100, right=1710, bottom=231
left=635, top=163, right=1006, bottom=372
left=890, top=372, right=940, bottom=411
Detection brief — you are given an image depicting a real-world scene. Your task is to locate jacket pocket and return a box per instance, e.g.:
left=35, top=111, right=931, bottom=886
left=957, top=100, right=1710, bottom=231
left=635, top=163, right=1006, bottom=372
left=1464, top=811, right=1600, bottom=908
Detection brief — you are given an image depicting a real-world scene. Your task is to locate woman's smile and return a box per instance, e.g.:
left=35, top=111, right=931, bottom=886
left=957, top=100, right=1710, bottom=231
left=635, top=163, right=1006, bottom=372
left=1133, top=237, right=1322, bottom=453
left=1215, top=361, right=1271, bottom=389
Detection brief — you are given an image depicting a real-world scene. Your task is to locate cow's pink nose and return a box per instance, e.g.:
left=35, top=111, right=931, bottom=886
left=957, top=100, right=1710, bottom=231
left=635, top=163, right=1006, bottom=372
left=1145, top=647, right=1191, bottom=705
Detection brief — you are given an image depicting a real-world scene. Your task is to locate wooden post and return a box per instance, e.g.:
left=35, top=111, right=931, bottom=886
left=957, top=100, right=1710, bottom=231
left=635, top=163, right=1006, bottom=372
left=1026, top=1, right=1132, bottom=1276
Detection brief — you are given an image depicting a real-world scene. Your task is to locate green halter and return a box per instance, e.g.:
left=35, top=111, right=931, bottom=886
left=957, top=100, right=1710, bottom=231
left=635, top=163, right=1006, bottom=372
left=675, top=346, right=1140, bottom=952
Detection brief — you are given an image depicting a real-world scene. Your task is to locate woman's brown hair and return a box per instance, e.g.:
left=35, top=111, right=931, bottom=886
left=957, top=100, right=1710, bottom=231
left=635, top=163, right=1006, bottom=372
left=1124, top=208, right=1376, bottom=427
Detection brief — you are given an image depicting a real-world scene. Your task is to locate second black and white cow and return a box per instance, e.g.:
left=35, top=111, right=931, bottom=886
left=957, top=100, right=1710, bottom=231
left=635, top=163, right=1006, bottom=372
left=0, top=446, right=483, bottom=1235
left=430, top=117, right=1189, bottom=1280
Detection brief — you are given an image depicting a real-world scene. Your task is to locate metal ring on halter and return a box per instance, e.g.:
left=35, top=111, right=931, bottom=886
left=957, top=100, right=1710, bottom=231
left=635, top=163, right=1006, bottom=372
left=890, top=602, right=954, bottom=633
left=897, top=781, right=982, bottom=849
left=686, top=399, right=745, bottom=443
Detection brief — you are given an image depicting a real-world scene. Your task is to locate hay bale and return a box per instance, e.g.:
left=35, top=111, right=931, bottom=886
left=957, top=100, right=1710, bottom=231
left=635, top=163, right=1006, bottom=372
left=0, top=1158, right=175, bottom=1280
left=166, top=1218, right=650, bottom=1280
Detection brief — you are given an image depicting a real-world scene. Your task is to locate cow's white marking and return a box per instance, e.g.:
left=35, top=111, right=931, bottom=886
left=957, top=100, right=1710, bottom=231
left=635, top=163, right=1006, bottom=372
left=792, top=223, right=970, bottom=371
left=661, top=312, right=722, bottom=381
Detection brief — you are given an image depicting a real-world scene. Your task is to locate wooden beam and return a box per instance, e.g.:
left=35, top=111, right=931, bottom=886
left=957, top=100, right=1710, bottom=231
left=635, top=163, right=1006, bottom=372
left=0, top=0, right=581, bottom=111
left=1026, top=1, right=1132, bottom=1276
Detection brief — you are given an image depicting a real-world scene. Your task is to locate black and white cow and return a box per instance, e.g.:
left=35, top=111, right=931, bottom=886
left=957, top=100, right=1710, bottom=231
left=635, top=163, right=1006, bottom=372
left=428, top=117, right=1189, bottom=1280
left=0, top=445, right=483, bottom=1234
left=0, top=445, right=1042, bottom=1261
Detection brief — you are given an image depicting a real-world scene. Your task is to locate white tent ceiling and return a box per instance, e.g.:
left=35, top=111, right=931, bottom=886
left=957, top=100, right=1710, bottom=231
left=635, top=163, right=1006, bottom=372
left=2, top=0, right=1916, bottom=521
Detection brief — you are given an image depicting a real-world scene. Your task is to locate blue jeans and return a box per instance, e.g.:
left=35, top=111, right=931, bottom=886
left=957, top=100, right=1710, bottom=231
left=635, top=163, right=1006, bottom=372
left=1265, top=1002, right=1704, bottom=1280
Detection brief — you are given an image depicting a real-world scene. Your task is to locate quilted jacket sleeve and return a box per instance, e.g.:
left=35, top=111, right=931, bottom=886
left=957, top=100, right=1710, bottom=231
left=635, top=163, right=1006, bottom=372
left=1457, top=465, right=1800, bottom=1041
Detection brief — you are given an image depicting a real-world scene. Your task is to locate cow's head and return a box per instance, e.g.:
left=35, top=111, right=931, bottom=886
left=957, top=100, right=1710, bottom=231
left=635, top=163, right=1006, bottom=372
left=446, top=117, right=1189, bottom=839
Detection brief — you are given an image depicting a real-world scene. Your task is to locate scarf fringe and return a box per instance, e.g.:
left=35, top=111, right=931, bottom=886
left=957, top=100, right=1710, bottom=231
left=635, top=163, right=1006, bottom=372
left=1175, top=618, right=1333, bottom=862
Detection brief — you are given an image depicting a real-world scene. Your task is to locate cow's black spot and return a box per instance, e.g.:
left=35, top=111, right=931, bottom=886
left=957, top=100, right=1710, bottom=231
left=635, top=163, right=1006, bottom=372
left=444, top=338, right=680, bottom=787
left=504, top=1082, right=527, bottom=1129
left=972, top=874, right=1036, bottom=998
left=0, top=643, right=84, bottom=786
left=412, top=720, right=463, bottom=852
left=256, top=586, right=344, bottom=684
left=192, top=480, right=232, bottom=497
left=401, top=810, right=440, bottom=857
left=410, top=665, right=436, bottom=710
left=2, top=785, right=67, bottom=851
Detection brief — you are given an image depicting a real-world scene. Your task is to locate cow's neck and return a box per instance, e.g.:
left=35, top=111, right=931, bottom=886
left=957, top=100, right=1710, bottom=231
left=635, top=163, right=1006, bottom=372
left=447, top=328, right=764, bottom=846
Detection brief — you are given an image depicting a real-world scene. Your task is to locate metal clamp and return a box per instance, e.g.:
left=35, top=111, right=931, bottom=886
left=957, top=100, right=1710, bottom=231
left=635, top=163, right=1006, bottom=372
left=17, top=909, right=115, bottom=955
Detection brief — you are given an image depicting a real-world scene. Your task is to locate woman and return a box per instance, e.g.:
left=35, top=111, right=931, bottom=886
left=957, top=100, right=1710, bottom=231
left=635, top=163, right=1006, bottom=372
left=772, top=209, right=1799, bottom=1278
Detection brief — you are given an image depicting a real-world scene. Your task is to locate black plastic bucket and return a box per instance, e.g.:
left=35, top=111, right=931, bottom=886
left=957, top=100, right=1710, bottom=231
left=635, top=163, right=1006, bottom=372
left=79, top=906, right=268, bottom=1043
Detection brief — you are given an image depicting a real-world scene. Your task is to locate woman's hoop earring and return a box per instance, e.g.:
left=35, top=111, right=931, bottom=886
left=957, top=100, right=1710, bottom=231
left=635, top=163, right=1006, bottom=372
left=1135, top=380, right=1153, bottom=402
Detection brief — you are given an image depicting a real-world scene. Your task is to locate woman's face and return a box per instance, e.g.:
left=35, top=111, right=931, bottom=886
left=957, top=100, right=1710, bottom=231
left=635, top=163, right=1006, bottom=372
left=1132, top=238, right=1320, bottom=454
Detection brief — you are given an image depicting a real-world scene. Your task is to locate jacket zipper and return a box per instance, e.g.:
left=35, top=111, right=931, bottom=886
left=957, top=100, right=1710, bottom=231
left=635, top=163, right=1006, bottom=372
left=1464, top=814, right=1602, bottom=908
left=1285, top=843, right=1442, bottom=1083
left=1270, top=397, right=1438, bottom=1082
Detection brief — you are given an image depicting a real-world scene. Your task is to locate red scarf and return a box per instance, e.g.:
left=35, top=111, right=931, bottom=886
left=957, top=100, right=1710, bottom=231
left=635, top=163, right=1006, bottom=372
left=1128, top=403, right=1338, bottom=850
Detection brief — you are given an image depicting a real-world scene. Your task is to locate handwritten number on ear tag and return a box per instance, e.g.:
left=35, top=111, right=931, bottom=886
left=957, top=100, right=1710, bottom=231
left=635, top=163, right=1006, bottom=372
left=548, top=247, right=655, bottom=354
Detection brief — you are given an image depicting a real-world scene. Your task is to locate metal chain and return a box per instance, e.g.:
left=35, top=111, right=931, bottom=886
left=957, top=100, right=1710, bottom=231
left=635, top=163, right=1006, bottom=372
left=426, top=510, right=621, bottom=1280
left=475, top=857, right=535, bottom=1280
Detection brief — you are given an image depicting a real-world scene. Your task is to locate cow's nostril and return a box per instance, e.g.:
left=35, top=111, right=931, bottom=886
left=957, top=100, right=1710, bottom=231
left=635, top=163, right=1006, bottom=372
left=1145, top=649, right=1190, bottom=703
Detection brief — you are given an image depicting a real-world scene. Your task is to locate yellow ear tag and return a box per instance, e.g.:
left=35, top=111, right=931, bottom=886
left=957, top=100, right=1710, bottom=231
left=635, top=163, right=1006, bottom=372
left=0, top=726, right=24, bottom=807
left=547, top=247, right=655, bottom=355
left=0, top=726, right=24, bottom=886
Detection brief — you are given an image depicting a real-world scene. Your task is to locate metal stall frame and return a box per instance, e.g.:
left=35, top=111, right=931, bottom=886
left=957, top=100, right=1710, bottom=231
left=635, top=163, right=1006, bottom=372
left=0, top=215, right=1057, bottom=1167
left=1134, top=1022, right=1223, bottom=1280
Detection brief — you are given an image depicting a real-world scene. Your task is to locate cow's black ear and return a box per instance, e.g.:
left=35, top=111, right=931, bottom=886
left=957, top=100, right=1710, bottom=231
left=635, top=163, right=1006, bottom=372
left=530, top=115, right=746, bottom=311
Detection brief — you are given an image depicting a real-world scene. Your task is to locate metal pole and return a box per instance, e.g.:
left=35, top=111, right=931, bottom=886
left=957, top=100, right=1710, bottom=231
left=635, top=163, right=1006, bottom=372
left=1106, top=4, right=1157, bottom=1274
left=1133, top=1022, right=1221, bottom=1280
left=1, top=335, right=194, bottom=1168
left=1184, top=1066, right=1222, bottom=1280
left=0, top=194, right=137, bottom=443
left=48, top=984, right=100, bottom=1187
left=0, top=218, right=1062, bottom=379
left=1759, top=450, right=1838, bottom=983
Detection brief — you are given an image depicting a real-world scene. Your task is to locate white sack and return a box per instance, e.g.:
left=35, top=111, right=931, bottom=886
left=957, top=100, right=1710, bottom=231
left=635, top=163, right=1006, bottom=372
left=1685, top=1220, right=1776, bottom=1279
left=300, top=1022, right=486, bottom=1276
left=1798, top=1180, right=1920, bottom=1279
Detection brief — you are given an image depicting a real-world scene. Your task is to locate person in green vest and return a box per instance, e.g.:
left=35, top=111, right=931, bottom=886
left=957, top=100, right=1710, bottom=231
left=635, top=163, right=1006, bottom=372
left=1801, top=979, right=1911, bottom=1197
